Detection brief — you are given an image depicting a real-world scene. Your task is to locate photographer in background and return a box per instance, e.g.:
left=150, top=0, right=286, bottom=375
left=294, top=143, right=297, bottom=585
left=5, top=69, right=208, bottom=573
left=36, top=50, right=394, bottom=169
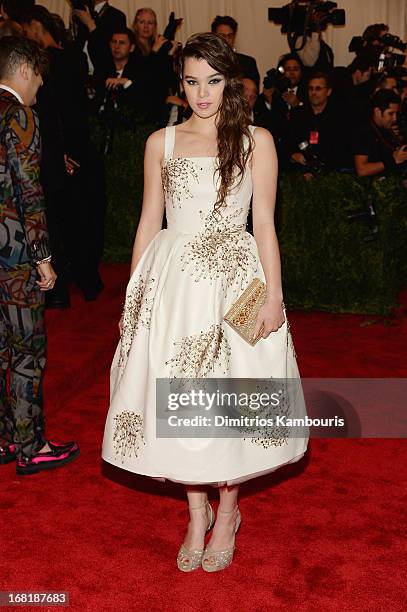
left=333, top=57, right=374, bottom=97
left=211, top=15, right=260, bottom=89
left=332, top=57, right=374, bottom=125
left=277, top=53, right=306, bottom=109
left=287, top=72, right=351, bottom=176
left=91, top=28, right=146, bottom=115
left=71, top=1, right=126, bottom=73
left=269, top=0, right=344, bottom=73
left=260, top=54, right=306, bottom=165
left=349, top=24, right=389, bottom=67
left=349, top=24, right=406, bottom=78
left=353, top=89, right=407, bottom=177
left=292, top=6, right=335, bottom=73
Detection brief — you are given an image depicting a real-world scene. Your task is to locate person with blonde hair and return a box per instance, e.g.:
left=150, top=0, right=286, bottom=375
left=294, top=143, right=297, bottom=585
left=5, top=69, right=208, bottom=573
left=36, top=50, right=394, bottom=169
left=132, top=7, right=180, bottom=123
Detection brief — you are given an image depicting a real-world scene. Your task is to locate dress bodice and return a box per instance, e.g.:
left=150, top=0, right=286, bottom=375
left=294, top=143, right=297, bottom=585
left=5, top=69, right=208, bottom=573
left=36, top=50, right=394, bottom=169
left=161, top=125, right=255, bottom=235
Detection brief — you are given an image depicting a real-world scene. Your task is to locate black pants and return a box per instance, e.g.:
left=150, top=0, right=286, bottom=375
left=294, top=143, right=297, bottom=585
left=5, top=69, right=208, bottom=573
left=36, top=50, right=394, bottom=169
left=64, top=144, right=106, bottom=293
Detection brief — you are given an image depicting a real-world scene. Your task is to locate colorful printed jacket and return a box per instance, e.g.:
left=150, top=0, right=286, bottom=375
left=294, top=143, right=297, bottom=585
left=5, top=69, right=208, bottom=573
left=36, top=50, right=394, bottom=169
left=0, top=89, right=50, bottom=270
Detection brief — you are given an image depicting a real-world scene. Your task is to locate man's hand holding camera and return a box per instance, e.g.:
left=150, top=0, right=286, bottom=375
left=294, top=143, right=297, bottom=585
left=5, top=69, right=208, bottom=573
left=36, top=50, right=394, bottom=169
left=72, top=5, right=96, bottom=33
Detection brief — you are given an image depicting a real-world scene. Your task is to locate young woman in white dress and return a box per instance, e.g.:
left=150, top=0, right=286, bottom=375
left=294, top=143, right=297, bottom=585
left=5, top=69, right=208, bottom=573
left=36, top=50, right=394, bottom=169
left=102, top=32, right=308, bottom=573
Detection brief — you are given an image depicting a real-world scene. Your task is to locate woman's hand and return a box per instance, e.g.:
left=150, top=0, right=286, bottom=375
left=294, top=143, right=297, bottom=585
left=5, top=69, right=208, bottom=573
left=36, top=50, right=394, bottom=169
left=152, top=34, right=167, bottom=53
left=168, top=40, right=181, bottom=56
left=118, top=314, right=124, bottom=336
left=252, top=299, right=285, bottom=342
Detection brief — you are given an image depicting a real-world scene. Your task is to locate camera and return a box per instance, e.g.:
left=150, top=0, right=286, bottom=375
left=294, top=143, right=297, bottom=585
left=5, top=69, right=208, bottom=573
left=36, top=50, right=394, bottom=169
left=163, top=11, right=182, bottom=41
left=269, top=1, right=345, bottom=36
left=381, top=34, right=407, bottom=53
left=298, top=140, right=327, bottom=174
left=349, top=33, right=406, bottom=70
left=263, top=67, right=292, bottom=93
left=159, top=11, right=183, bottom=54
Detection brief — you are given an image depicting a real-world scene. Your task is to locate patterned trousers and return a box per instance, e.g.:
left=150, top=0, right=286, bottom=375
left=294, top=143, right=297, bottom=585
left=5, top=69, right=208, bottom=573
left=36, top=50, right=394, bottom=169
left=0, top=266, right=47, bottom=458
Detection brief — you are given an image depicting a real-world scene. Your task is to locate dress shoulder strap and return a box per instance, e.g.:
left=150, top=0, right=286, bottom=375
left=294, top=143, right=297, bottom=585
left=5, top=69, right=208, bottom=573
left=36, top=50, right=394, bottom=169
left=244, top=124, right=257, bottom=153
left=164, top=125, right=176, bottom=159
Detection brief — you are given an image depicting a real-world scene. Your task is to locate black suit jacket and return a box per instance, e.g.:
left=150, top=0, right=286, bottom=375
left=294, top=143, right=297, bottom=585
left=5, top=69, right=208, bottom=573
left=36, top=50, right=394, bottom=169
left=236, top=52, right=260, bottom=89
left=35, top=81, right=65, bottom=195
left=44, top=46, right=90, bottom=161
left=75, top=3, right=127, bottom=50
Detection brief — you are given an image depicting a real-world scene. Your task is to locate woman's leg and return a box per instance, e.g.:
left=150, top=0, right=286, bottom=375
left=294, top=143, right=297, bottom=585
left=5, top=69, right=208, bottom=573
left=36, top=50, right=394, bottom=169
left=181, top=485, right=211, bottom=551
left=204, top=484, right=240, bottom=552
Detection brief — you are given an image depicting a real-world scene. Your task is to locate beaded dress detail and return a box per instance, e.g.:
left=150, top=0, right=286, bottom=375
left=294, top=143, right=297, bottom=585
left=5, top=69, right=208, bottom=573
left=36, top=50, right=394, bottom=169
left=102, top=126, right=308, bottom=486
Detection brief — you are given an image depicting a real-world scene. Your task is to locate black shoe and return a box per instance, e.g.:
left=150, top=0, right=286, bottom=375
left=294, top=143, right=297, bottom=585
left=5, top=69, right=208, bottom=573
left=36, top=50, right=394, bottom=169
left=0, top=444, right=17, bottom=465
left=16, top=440, right=80, bottom=475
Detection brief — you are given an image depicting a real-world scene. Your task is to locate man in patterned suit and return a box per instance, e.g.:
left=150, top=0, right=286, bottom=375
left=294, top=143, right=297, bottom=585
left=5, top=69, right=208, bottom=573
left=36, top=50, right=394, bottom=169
left=0, top=36, right=79, bottom=475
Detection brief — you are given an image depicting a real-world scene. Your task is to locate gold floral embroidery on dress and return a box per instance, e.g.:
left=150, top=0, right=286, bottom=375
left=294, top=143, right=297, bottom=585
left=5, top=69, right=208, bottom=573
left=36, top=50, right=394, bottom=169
left=119, top=272, right=156, bottom=368
left=161, top=158, right=200, bottom=208
left=240, top=381, right=292, bottom=448
left=113, top=411, right=145, bottom=462
left=180, top=206, right=257, bottom=296
left=165, top=324, right=231, bottom=377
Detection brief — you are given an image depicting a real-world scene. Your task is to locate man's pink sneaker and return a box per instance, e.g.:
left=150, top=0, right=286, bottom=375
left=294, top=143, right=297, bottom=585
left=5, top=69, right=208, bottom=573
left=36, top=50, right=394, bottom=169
left=16, top=440, right=80, bottom=475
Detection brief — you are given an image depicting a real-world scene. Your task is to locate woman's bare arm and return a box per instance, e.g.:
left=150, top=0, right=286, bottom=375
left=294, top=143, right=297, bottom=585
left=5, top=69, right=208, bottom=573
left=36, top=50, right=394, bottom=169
left=250, top=127, right=285, bottom=340
left=251, top=127, right=283, bottom=304
left=130, top=129, right=166, bottom=276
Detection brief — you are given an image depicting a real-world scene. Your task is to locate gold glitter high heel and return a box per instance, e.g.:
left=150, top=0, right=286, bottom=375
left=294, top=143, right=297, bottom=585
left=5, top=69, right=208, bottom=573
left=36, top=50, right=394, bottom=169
left=177, top=501, right=215, bottom=572
left=201, top=506, right=241, bottom=573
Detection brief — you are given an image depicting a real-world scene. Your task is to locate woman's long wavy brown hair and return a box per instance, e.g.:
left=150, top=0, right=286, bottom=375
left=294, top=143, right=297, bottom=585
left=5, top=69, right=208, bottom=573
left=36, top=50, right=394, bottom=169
left=181, top=32, right=253, bottom=218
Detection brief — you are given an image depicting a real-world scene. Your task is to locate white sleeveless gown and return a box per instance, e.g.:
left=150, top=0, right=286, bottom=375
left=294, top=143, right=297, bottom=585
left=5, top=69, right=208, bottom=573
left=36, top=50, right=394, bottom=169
left=102, top=125, right=308, bottom=486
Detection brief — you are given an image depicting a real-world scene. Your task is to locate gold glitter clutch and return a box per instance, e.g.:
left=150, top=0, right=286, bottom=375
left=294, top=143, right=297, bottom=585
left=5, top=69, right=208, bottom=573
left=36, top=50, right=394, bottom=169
left=223, top=278, right=267, bottom=346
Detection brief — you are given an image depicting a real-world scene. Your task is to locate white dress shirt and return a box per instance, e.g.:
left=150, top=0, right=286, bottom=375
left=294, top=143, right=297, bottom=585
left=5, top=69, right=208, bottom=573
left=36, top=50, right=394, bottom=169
left=0, top=83, right=24, bottom=104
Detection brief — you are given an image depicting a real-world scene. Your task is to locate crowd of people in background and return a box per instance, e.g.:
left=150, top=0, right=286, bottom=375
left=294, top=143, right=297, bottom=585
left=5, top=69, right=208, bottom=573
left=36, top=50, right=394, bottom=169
left=1, top=0, right=407, bottom=306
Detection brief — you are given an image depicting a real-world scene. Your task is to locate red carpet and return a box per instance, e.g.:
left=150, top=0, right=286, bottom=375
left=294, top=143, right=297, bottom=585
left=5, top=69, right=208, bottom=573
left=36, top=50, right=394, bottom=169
left=0, top=264, right=406, bottom=612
